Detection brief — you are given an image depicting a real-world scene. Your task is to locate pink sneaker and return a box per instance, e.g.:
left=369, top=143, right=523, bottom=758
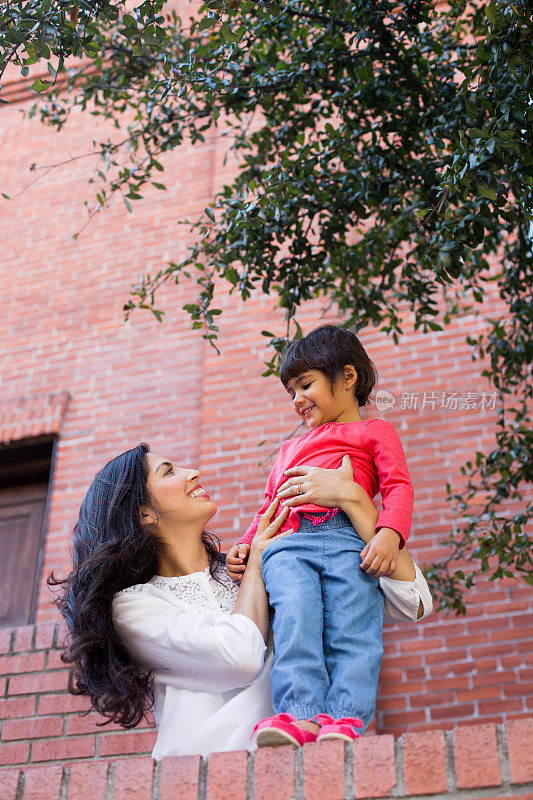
left=311, top=714, right=363, bottom=742
left=252, top=713, right=318, bottom=747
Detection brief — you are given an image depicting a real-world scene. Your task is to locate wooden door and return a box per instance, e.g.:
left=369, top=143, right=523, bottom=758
left=0, top=483, right=48, bottom=627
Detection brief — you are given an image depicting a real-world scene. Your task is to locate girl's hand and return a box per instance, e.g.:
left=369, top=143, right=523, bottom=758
left=276, top=455, right=367, bottom=510
left=226, top=544, right=250, bottom=582
left=246, top=498, right=294, bottom=574
left=360, top=528, right=401, bottom=578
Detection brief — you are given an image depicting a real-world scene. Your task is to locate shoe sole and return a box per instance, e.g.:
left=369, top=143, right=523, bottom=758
left=256, top=727, right=302, bottom=747
left=317, top=732, right=357, bottom=742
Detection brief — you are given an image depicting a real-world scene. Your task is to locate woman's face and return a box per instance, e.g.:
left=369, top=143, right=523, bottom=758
left=144, top=453, right=217, bottom=530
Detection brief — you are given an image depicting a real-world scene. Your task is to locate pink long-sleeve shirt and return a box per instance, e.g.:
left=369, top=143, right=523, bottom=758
left=236, top=419, right=414, bottom=548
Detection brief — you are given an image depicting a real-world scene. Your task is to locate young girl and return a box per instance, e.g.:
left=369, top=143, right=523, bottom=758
left=226, top=324, right=432, bottom=746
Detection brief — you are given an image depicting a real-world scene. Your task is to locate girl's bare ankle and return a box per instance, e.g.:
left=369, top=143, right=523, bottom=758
left=296, top=720, right=320, bottom=734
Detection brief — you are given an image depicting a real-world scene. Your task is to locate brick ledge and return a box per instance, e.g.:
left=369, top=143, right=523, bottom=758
left=0, top=718, right=531, bottom=800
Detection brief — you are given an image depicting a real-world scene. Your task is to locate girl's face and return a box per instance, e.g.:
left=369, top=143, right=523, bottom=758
left=143, top=453, right=217, bottom=530
left=285, top=368, right=360, bottom=428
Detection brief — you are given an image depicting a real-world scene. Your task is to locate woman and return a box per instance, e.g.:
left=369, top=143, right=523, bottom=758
left=51, top=443, right=431, bottom=758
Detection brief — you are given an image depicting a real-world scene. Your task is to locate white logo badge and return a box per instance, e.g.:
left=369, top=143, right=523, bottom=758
left=375, top=389, right=395, bottom=412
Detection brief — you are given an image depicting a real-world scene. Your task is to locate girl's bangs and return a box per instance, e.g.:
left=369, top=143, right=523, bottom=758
left=279, top=345, right=317, bottom=387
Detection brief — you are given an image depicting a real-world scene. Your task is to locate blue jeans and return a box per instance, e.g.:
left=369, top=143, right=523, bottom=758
left=261, top=511, right=384, bottom=731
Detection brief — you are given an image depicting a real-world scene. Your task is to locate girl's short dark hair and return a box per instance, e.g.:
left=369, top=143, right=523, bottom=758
left=49, top=443, right=224, bottom=728
left=279, top=324, right=378, bottom=407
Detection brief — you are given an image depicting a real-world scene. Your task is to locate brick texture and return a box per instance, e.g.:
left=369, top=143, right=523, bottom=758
left=0, top=392, right=69, bottom=446
left=303, top=740, right=345, bottom=800
left=0, top=743, right=30, bottom=766
left=30, top=736, right=95, bottom=762
left=253, top=746, right=294, bottom=800
left=0, top=717, right=531, bottom=799
left=22, top=765, right=63, bottom=800
left=158, top=755, right=201, bottom=800
left=113, top=757, right=154, bottom=800
left=402, top=730, right=447, bottom=795
left=0, top=769, right=20, bottom=800
left=353, top=735, right=396, bottom=798
left=67, top=761, right=109, bottom=800
left=97, top=730, right=157, bottom=757
left=506, top=718, right=533, bottom=784
left=206, top=750, right=248, bottom=800
left=0, top=0, right=531, bottom=779
left=453, top=723, right=501, bottom=789
left=1, top=715, right=63, bottom=741
left=0, top=698, right=36, bottom=720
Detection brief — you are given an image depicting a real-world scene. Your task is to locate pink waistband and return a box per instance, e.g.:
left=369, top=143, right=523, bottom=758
left=300, top=508, right=339, bottom=526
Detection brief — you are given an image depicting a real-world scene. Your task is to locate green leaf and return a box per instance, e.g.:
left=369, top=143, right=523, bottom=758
left=199, top=16, right=218, bottom=31
left=84, top=42, right=100, bottom=55
left=4, top=0, right=529, bottom=617
left=31, top=77, right=52, bottom=93
left=205, top=206, right=215, bottom=222
left=478, top=184, right=497, bottom=201
left=220, top=23, right=236, bottom=42
left=486, top=1, right=497, bottom=23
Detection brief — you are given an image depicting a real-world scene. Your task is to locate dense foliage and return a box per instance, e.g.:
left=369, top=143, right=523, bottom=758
left=1, top=0, right=531, bottom=612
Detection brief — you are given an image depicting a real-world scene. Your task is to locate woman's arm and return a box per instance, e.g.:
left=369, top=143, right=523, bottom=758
left=112, top=501, right=293, bottom=694
left=277, top=457, right=432, bottom=620
left=343, top=493, right=432, bottom=619
left=232, top=500, right=293, bottom=643
left=231, top=566, right=269, bottom=642
left=342, top=485, right=417, bottom=583
left=380, top=563, right=433, bottom=621
left=112, top=591, right=268, bottom=693
left=277, top=456, right=416, bottom=582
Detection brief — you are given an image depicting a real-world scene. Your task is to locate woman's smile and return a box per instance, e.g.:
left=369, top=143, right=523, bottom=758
left=188, top=485, right=210, bottom=500
left=143, top=453, right=217, bottom=527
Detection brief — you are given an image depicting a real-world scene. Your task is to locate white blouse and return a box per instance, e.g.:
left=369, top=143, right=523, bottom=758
left=112, top=562, right=432, bottom=759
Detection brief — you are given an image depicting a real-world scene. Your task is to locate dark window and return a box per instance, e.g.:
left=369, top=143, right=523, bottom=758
left=0, top=438, right=55, bottom=627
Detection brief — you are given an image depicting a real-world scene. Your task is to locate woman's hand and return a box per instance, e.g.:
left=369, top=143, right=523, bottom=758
left=276, top=455, right=367, bottom=510
left=230, top=500, right=291, bottom=643
left=229, top=499, right=293, bottom=582
left=247, top=498, right=293, bottom=572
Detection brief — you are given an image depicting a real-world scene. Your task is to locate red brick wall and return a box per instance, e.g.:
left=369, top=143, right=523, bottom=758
left=1, top=0, right=531, bottom=768
left=1, top=717, right=532, bottom=800
left=2, top=619, right=532, bottom=769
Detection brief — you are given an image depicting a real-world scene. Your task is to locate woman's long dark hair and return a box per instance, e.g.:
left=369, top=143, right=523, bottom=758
left=49, top=443, right=224, bottom=728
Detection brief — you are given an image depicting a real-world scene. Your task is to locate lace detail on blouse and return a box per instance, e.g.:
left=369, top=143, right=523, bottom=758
left=120, top=564, right=238, bottom=613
